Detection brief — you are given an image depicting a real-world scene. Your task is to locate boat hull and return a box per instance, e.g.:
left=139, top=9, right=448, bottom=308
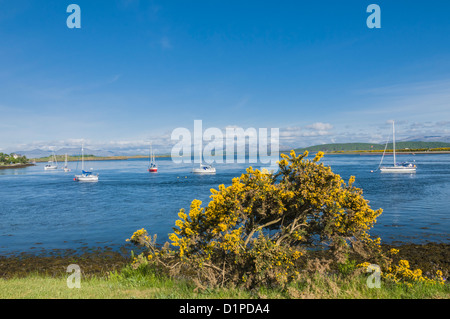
left=44, top=166, right=58, bottom=170
left=192, top=168, right=216, bottom=174
left=380, top=166, right=416, bottom=173
left=74, top=175, right=99, bottom=182
left=148, top=168, right=158, bottom=172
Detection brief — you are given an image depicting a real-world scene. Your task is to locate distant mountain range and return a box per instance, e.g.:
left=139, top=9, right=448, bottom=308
left=14, top=143, right=290, bottom=159
left=12, top=136, right=450, bottom=158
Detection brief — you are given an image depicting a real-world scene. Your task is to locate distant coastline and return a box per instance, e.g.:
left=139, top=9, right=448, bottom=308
left=1, top=151, right=447, bottom=170
left=31, top=154, right=172, bottom=163
left=285, top=141, right=450, bottom=156
left=310, top=150, right=450, bottom=155
left=4, top=143, right=450, bottom=168
left=30, top=149, right=450, bottom=163
left=0, top=163, right=36, bottom=170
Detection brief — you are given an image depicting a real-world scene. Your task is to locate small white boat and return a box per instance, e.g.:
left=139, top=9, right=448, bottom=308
left=44, top=163, right=58, bottom=170
left=191, top=148, right=216, bottom=174
left=74, top=170, right=99, bottom=182
left=44, top=152, right=58, bottom=170
left=192, top=163, right=216, bottom=174
left=63, top=153, right=71, bottom=172
left=380, top=164, right=416, bottom=173
left=379, top=121, right=416, bottom=173
left=74, top=144, right=98, bottom=182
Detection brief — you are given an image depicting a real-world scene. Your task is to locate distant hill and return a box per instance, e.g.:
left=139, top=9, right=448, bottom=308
left=291, top=141, right=450, bottom=153
left=14, top=148, right=117, bottom=159
left=13, top=140, right=450, bottom=159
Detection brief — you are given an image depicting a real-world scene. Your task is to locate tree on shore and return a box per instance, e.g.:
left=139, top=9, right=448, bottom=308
left=0, top=153, right=28, bottom=165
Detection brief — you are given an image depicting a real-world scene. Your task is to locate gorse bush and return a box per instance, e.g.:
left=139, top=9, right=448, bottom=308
left=128, top=150, right=444, bottom=289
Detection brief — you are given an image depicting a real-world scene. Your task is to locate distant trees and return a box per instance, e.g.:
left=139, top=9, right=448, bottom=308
left=0, top=153, right=28, bottom=165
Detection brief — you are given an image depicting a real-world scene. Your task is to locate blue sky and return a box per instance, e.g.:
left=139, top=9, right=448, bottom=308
left=1, top=0, right=450, bottom=153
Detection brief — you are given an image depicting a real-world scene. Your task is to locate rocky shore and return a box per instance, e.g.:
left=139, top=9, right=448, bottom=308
left=0, top=163, right=35, bottom=170
left=0, top=243, right=448, bottom=280
left=0, top=246, right=132, bottom=279
left=381, top=243, right=449, bottom=278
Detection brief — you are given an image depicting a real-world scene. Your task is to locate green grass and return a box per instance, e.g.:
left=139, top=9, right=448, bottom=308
left=1, top=265, right=448, bottom=299
left=0, top=273, right=252, bottom=299
left=0, top=275, right=120, bottom=299
left=287, top=273, right=449, bottom=299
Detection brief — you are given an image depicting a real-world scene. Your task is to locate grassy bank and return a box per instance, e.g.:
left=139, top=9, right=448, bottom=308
left=0, top=244, right=448, bottom=299
left=1, top=265, right=448, bottom=299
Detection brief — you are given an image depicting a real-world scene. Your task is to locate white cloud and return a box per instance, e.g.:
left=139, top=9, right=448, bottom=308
left=5, top=119, right=450, bottom=155
left=305, top=122, right=333, bottom=131
left=275, top=122, right=335, bottom=148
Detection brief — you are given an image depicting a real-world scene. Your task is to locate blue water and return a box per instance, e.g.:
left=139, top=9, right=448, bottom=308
left=0, top=154, right=449, bottom=256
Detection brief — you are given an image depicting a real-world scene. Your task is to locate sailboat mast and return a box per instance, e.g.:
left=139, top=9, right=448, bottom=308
left=149, top=143, right=155, bottom=164
left=393, top=121, right=396, bottom=166
left=81, top=143, right=84, bottom=171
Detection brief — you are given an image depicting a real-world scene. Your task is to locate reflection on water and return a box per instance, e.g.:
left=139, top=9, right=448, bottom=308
left=0, top=169, right=28, bottom=176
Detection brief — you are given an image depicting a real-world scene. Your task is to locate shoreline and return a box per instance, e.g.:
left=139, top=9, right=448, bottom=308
left=278, top=150, right=450, bottom=156
left=0, top=247, right=132, bottom=279
left=0, top=163, right=36, bottom=170
left=1, top=150, right=447, bottom=168
left=29, top=150, right=450, bottom=163
left=31, top=155, right=172, bottom=163
left=326, top=151, right=450, bottom=155
left=0, top=242, right=448, bottom=279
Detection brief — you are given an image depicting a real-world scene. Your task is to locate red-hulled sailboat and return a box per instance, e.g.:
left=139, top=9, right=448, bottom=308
left=148, top=144, right=158, bottom=173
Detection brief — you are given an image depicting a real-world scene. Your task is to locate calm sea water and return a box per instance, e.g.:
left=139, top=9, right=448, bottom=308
left=1, top=154, right=449, bottom=256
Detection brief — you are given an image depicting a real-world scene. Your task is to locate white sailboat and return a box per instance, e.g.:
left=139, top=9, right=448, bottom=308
left=192, top=163, right=216, bottom=174
left=148, top=144, right=158, bottom=173
left=44, top=152, right=58, bottom=170
left=63, top=153, right=71, bottom=172
left=379, top=121, right=416, bottom=173
left=74, top=144, right=99, bottom=182
left=192, top=149, right=216, bottom=174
